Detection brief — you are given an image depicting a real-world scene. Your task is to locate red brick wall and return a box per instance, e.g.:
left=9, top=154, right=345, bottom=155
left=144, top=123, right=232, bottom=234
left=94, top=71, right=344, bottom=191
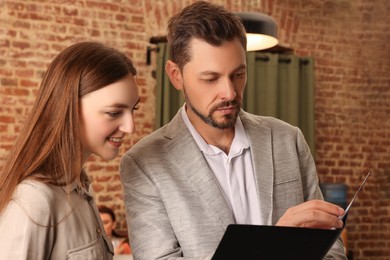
left=1, top=1, right=389, bottom=258
left=266, top=1, right=390, bottom=259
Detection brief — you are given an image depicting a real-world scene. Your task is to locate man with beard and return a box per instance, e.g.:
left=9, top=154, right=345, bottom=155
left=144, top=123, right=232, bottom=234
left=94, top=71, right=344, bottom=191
left=120, top=1, right=347, bottom=259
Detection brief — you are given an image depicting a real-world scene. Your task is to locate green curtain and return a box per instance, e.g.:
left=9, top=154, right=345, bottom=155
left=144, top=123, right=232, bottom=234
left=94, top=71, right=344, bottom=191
left=155, top=43, right=316, bottom=157
left=154, top=42, right=185, bottom=129
left=245, top=52, right=316, bottom=158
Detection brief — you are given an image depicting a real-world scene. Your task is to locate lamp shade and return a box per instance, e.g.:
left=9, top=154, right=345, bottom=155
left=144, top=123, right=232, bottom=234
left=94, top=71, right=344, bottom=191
left=236, top=12, right=278, bottom=51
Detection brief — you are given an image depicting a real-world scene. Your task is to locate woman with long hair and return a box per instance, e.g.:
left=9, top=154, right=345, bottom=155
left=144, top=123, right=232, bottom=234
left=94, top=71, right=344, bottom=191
left=0, top=41, right=139, bottom=259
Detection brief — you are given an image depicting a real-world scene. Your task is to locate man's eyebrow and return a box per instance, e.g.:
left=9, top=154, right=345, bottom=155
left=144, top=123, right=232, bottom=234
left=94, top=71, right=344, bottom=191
left=199, top=64, right=247, bottom=76
left=199, top=71, right=219, bottom=76
left=233, top=64, right=247, bottom=72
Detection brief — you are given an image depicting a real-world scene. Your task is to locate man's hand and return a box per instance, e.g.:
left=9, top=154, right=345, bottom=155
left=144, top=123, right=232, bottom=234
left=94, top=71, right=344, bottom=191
left=276, top=200, right=345, bottom=229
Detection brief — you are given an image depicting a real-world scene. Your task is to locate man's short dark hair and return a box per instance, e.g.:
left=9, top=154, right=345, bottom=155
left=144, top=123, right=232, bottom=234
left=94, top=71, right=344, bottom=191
left=167, top=1, right=247, bottom=69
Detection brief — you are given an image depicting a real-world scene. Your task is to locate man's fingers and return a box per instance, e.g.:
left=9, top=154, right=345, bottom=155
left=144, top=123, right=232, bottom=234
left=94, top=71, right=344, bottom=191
left=295, top=200, right=345, bottom=216
left=276, top=200, right=345, bottom=229
left=300, top=211, right=344, bottom=229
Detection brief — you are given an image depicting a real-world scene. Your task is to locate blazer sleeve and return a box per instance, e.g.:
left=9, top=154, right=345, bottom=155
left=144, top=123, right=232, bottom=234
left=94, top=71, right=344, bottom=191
left=297, top=129, right=347, bottom=260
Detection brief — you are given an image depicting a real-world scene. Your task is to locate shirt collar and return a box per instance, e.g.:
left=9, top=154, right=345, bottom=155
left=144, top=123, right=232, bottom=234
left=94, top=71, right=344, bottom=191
left=60, top=170, right=93, bottom=200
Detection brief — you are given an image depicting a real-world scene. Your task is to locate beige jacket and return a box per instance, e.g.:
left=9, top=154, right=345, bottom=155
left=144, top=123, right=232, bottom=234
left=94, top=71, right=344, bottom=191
left=0, top=177, right=114, bottom=259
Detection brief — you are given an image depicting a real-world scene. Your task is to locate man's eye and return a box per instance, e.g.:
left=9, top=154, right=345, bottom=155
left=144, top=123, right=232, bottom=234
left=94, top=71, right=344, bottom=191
left=234, top=72, right=246, bottom=79
left=203, top=78, right=216, bottom=83
left=133, top=105, right=140, bottom=111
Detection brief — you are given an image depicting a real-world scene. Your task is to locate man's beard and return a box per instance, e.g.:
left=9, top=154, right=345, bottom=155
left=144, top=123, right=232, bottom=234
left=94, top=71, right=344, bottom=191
left=184, top=89, right=240, bottom=130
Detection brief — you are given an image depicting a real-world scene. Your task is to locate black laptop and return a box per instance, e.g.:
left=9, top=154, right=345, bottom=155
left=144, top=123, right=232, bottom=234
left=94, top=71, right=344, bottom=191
left=212, top=171, right=371, bottom=260
left=212, top=223, right=344, bottom=260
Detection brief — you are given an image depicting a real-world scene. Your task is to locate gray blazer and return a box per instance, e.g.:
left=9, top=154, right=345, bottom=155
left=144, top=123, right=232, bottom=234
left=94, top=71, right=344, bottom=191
left=120, top=110, right=347, bottom=260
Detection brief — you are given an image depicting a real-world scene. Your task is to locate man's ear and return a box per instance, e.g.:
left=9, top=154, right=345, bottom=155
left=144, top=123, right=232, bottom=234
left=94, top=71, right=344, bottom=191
left=165, top=60, right=183, bottom=91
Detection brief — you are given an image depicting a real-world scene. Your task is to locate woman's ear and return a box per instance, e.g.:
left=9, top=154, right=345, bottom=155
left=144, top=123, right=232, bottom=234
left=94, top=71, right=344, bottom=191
left=165, top=60, right=183, bottom=91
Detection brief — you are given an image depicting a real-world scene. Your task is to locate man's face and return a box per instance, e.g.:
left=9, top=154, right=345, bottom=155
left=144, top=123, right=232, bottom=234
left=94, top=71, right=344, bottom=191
left=180, top=38, right=247, bottom=130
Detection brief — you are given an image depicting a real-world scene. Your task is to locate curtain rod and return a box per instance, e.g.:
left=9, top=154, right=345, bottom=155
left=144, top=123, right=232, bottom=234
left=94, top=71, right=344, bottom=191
left=150, top=36, right=167, bottom=44
left=146, top=36, right=294, bottom=65
left=146, top=36, right=167, bottom=65
left=256, top=56, right=310, bottom=64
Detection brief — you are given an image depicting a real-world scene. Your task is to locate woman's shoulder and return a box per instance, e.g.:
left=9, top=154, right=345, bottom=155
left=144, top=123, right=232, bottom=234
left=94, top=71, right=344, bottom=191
left=10, top=179, right=71, bottom=225
left=14, top=179, right=63, bottom=203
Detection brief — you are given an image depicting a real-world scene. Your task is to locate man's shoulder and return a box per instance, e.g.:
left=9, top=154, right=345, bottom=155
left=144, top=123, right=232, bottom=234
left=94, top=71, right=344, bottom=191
left=130, top=124, right=170, bottom=151
left=127, top=112, right=190, bottom=153
left=240, top=111, right=297, bottom=130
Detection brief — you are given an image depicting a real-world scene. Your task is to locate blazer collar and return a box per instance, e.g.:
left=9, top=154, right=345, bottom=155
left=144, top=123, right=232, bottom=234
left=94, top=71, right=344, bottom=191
left=240, top=111, right=274, bottom=225
left=164, top=109, right=274, bottom=226
left=164, top=109, right=235, bottom=229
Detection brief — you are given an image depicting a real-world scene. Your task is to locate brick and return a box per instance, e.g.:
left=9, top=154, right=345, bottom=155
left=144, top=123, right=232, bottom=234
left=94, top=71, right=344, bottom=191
left=15, top=69, right=34, bottom=78
left=63, top=7, right=78, bottom=16
left=1, top=78, right=18, bottom=87
left=20, top=79, right=38, bottom=88
left=107, top=184, right=122, bottom=192
left=0, top=116, right=15, bottom=124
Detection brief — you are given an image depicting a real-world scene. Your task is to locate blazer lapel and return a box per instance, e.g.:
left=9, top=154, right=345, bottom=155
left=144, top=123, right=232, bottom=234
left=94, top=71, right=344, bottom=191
left=241, top=112, right=275, bottom=225
left=164, top=110, right=235, bottom=229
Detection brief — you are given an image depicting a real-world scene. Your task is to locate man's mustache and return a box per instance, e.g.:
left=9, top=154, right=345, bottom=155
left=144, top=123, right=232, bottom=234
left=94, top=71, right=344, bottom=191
left=210, top=100, right=240, bottom=113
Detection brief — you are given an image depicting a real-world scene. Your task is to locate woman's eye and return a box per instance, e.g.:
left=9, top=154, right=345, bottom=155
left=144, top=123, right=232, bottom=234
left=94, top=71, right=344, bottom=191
left=133, top=105, right=140, bottom=111
left=106, top=111, right=121, bottom=118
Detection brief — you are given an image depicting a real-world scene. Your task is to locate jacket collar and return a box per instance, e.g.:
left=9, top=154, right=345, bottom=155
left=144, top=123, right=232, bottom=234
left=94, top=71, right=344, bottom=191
left=239, top=111, right=274, bottom=225
left=164, top=109, right=274, bottom=226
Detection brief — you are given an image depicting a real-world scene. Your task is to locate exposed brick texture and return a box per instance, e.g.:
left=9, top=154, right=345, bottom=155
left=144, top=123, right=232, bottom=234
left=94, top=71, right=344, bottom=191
left=0, top=1, right=389, bottom=258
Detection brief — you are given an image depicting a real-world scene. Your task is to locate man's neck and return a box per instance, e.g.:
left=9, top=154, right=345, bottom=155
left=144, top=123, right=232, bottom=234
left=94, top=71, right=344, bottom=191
left=187, top=110, right=235, bottom=154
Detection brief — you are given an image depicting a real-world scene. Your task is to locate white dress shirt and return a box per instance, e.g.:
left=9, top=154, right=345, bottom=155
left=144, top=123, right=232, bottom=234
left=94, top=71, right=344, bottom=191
left=181, top=107, right=262, bottom=224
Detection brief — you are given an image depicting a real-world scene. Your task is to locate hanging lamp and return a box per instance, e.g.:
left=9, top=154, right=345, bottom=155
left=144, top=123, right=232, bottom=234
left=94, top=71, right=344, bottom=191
left=236, top=12, right=278, bottom=51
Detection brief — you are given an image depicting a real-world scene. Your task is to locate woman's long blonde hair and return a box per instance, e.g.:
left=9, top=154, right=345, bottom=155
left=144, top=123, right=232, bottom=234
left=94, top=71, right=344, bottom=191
left=0, top=42, right=137, bottom=213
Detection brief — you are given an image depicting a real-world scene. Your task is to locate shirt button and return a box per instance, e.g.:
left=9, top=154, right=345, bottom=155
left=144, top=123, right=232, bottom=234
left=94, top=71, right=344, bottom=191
left=96, top=227, right=101, bottom=234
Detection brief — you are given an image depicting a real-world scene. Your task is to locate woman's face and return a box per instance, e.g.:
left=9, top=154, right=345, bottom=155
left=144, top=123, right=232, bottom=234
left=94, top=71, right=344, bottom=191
left=80, top=73, right=139, bottom=161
